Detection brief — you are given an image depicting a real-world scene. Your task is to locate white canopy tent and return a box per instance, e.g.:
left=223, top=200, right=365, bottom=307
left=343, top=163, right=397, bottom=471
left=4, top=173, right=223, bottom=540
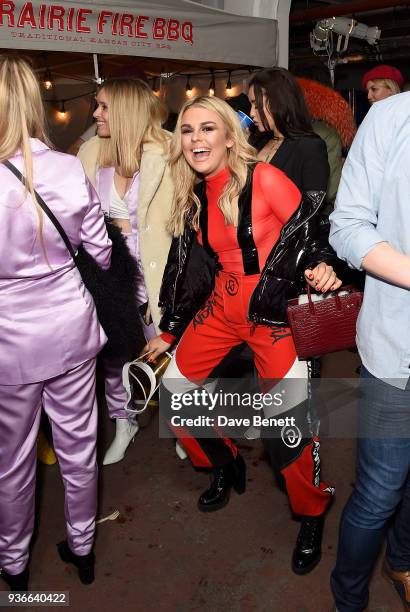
left=0, top=0, right=278, bottom=67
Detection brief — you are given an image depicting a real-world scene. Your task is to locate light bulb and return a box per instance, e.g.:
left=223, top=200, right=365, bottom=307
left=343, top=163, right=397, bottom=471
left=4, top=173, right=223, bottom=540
left=208, top=70, right=215, bottom=97
left=226, top=71, right=232, bottom=96
left=186, top=76, right=193, bottom=97
left=57, top=101, right=67, bottom=120
left=152, top=77, right=160, bottom=95
left=43, top=67, right=53, bottom=90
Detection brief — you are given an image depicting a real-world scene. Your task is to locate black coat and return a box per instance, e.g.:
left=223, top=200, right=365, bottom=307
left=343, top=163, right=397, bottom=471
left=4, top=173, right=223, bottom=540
left=270, top=134, right=329, bottom=194
left=159, top=164, right=342, bottom=338
left=253, top=133, right=329, bottom=194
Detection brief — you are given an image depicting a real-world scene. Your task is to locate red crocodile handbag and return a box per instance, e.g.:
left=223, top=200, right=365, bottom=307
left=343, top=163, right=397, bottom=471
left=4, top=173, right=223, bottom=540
left=286, top=285, right=363, bottom=360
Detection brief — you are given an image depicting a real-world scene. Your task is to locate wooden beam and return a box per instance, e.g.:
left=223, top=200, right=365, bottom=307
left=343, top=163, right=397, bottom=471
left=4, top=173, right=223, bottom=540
left=290, top=0, right=410, bottom=23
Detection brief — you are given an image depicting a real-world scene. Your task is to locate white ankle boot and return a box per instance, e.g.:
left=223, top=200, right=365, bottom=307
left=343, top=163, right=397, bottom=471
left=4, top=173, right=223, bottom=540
left=103, top=419, right=139, bottom=465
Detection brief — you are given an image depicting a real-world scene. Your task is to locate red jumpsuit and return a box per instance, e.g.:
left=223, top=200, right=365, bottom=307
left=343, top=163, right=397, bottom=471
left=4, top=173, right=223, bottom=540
left=163, top=163, right=333, bottom=517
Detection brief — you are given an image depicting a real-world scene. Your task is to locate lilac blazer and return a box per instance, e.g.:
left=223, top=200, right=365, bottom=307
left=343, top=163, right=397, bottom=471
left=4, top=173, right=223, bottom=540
left=0, top=139, right=112, bottom=385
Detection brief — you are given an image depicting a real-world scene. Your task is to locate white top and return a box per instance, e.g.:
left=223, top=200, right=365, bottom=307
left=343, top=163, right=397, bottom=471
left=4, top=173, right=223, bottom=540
left=109, top=182, right=130, bottom=219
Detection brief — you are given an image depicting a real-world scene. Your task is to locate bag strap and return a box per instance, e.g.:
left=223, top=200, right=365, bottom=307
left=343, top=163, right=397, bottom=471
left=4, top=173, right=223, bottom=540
left=2, top=160, right=76, bottom=260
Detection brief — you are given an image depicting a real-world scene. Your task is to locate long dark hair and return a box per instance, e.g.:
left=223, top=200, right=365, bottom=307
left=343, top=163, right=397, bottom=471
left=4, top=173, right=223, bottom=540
left=249, top=67, right=314, bottom=140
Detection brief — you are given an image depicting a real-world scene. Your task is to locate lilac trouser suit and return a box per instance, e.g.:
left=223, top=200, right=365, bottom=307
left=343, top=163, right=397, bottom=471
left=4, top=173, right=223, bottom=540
left=0, top=139, right=111, bottom=574
left=95, top=167, right=155, bottom=420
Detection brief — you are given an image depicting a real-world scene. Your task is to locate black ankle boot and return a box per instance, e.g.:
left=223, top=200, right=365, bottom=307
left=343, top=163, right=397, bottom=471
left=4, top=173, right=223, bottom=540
left=197, top=453, right=246, bottom=513
left=292, top=515, right=324, bottom=575
left=0, top=566, right=29, bottom=591
left=57, top=540, right=95, bottom=585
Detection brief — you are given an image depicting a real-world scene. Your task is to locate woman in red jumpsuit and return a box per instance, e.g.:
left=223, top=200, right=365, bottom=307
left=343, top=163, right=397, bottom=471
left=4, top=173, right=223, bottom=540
left=145, top=96, right=342, bottom=574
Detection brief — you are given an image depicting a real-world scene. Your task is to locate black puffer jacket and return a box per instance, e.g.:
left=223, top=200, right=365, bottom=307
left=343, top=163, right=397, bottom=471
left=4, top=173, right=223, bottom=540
left=159, top=165, right=343, bottom=338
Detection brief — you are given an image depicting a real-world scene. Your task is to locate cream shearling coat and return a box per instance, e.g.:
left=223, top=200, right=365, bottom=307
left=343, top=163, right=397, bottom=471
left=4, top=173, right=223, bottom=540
left=78, top=135, right=174, bottom=332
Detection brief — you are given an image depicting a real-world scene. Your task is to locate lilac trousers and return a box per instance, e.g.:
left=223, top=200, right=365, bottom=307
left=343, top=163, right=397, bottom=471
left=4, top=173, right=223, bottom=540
left=0, top=358, right=98, bottom=575
left=103, top=232, right=155, bottom=420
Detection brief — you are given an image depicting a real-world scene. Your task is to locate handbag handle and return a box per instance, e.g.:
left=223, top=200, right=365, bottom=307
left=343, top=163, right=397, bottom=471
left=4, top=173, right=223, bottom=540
left=2, top=160, right=77, bottom=261
left=306, top=284, right=345, bottom=313
left=306, top=285, right=315, bottom=314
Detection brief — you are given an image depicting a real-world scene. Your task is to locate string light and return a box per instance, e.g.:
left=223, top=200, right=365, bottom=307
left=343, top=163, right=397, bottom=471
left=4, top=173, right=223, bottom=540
left=58, top=100, right=67, bottom=119
left=208, top=69, right=215, bottom=96
left=186, top=75, right=193, bottom=97
left=43, top=67, right=53, bottom=90
left=225, top=71, right=233, bottom=96
left=152, top=77, right=160, bottom=95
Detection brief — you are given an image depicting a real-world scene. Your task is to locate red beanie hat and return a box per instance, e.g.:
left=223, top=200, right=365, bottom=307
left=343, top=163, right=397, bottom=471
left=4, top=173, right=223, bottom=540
left=362, top=65, right=404, bottom=90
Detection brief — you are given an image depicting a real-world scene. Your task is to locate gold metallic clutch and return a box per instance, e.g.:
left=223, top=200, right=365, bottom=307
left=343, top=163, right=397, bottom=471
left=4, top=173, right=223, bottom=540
left=122, top=352, right=172, bottom=418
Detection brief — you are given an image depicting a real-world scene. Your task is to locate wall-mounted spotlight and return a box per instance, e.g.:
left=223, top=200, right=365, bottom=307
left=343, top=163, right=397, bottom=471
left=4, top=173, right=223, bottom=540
left=310, top=16, right=381, bottom=54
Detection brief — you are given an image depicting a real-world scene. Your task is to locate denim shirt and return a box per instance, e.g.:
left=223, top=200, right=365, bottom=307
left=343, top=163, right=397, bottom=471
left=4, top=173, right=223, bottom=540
left=329, top=92, right=410, bottom=389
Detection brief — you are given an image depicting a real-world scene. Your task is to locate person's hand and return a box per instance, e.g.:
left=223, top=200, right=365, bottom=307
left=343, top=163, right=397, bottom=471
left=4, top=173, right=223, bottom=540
left=304, top=263, right=342, bottom=293
left=141, top=336, right=171, bottom=363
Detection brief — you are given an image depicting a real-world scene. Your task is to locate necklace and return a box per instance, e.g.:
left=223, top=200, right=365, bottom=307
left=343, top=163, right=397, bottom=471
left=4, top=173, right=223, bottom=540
left=261, top=137, right=284, bottom=163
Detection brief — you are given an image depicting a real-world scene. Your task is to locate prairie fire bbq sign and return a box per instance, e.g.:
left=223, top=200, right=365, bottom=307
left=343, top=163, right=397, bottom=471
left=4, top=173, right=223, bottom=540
left=0, top=0, right=278, bottom=65
left=0, top=1, right=193, bottom=56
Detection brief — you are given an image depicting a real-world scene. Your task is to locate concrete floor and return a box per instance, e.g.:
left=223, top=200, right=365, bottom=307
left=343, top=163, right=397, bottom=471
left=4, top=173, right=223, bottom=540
left=1, top=351, right=403, bottom=612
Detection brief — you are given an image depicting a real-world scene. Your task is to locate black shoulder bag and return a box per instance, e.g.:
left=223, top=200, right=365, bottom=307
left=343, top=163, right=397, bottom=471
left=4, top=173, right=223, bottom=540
left=3, top=160, right=144, bottom=360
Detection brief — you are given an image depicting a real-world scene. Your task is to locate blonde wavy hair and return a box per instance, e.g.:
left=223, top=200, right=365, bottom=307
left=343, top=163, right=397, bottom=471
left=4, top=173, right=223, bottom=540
left=97, top=78, right=168, bottom=176
left=0, top=55, right=50, bottom=241
left=169, top=96, right=257, bottom=236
